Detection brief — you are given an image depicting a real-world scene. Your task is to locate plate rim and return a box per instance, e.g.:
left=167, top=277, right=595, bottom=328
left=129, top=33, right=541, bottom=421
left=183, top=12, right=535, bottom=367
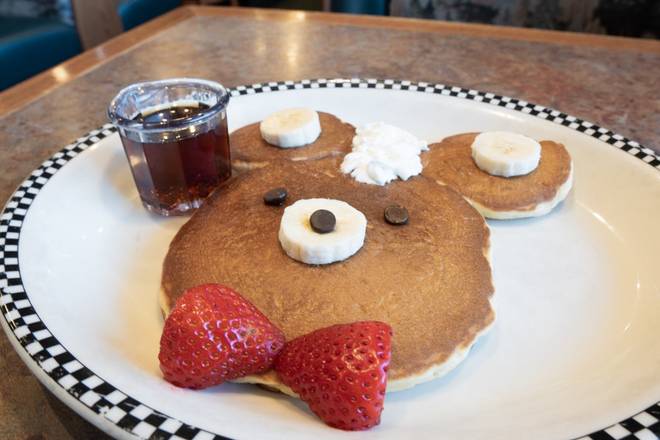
left=1, top=78, right=658, bottom=440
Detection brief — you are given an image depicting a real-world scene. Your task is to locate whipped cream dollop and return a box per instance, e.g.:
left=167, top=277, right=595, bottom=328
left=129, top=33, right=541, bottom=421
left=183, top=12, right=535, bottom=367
left=340, top=122, right=428, bottom=185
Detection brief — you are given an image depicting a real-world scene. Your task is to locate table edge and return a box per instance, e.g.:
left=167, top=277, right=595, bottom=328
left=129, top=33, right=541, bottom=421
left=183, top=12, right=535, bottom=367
left=0, top=6, right=195, bottom=118
left=0, top=5, right=658, bottom=119
left=202, top=5, right=660, bottom=52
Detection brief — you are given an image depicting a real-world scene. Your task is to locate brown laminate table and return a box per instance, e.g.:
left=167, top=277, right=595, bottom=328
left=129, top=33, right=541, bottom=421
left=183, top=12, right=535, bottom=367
left=0, top=6, right=659, bottom=439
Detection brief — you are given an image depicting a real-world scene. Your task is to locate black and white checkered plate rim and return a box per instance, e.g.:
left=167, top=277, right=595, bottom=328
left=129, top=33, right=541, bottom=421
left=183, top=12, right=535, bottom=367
left=1, top=78, right=658, bottom=440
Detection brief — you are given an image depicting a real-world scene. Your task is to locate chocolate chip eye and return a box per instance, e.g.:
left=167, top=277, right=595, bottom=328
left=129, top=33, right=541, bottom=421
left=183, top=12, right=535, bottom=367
left=384, top=205, right=409, bottom=225
left=263, top=187, right=288, bottom=206
left=310, top=209, right=336, bottom=234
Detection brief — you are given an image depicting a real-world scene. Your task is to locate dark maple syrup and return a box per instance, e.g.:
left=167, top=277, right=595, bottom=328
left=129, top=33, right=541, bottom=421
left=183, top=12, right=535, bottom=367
left=134, top=103, right=210, bottom=126
left=120, top=102, right=231, bottom=215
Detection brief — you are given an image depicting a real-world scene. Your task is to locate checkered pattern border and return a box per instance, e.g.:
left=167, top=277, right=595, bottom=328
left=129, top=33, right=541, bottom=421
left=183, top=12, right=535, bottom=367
left=0, top=79, right=658, bottom=440
left=576, top=404, right=660, bottom=440
left=0, top=124, right=227, bottom=440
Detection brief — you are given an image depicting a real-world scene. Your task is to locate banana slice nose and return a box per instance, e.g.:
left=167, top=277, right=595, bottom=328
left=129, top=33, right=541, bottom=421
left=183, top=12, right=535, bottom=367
left=260, top=108, right=322, bottom=148
left=278, top=198, right=367, bottom=265
left=471, top=131, right=542, bottom=177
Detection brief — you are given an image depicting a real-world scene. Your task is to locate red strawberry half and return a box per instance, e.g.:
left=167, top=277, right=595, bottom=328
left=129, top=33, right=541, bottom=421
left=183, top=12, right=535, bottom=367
left=159, top=283, right=285, bottom=389
left=274, top=321, right=392, bottom=431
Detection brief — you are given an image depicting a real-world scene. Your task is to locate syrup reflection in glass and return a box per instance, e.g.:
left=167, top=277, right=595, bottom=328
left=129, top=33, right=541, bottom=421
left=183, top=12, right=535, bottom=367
left=108, top=79, right=231, bottom=216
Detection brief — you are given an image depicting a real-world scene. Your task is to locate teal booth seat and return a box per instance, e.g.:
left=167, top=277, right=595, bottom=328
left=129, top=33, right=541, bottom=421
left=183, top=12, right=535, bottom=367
left=0, top=0, right=181, bottom=92
left=0, top=16, right=81, bottom=91
left=331, top=0, right=387, bottom=15
left=118, top=0, right=182, bottom=31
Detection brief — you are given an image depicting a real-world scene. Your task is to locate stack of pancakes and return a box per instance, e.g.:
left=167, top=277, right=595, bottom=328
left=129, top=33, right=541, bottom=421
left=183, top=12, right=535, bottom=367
left=160, top=112, right=572, bottom=394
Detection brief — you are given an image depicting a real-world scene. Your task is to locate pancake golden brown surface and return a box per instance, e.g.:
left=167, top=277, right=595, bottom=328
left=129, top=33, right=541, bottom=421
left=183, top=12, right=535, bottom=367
left=422, top=133, right=573, bottom=219
left=161, top=158, right=494, bottom=391
left=230, top=112, right=355, bottom=169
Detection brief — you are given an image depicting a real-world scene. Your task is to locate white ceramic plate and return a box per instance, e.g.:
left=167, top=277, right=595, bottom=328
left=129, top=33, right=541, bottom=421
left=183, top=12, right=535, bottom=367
left=1, top=79, right=659, bottom=440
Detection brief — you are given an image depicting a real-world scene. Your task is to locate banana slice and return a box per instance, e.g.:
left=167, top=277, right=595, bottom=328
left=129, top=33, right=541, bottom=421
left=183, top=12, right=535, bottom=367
left=471, top=131, right=541, bottom=177
left=260, top=108, right=322, bottom=148
left=279, top=198, right=367, bottom=265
